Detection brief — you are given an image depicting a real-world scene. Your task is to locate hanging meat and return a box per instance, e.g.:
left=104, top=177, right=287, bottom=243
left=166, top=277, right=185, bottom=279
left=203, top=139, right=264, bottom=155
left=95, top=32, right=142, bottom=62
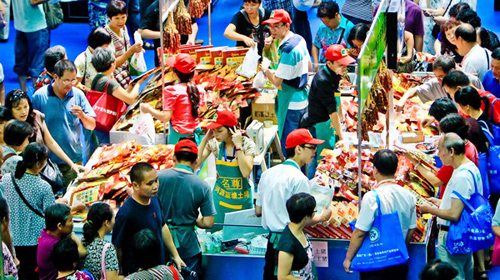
left=188, top=0, right=205, bottom=19
left=163, top=12, right=181, bottom=54
left=174, top=0, right=192, bottom=35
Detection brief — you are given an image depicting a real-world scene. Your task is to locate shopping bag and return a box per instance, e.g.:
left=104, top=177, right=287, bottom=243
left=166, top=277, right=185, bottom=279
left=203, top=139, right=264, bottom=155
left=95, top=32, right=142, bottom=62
left=43, top=1, right=64, bottom=30
left=86, top=79, right=127, bottom=132
left=478, top=152, right=490, bottom=199
left=236, top=46, right=260, bottom=79
left=492, top=237, right=500, bottom=266
left=351, top=191, right=409, bottom=272
left=478, top=121, right=500, bottom=194
left=130, top=52, right=147, bottom=76
left=252, top=71, right=266, bottom=90
left=130, top=112, right=155, bottom=145
left=309, top=178, right=334, bottom=213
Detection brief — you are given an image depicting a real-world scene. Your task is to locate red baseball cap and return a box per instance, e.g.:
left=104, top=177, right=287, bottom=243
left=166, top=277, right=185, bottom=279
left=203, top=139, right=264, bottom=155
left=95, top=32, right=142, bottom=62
left=285, top=128, right=324, bottom=149
left=325, top=44, right=356, bottom=66
left=206, top=110, right=238, bottom=129
left=166, top=53, right=196, bottom=74
left=262, top=9, right=292, bottom=25
left=174, top=139, right=198, bottom=154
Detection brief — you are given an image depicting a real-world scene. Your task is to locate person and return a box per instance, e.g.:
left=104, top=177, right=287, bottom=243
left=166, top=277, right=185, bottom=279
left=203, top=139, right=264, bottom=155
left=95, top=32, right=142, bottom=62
left=346, top=23, right=369, bottom=57
left=482, top=47, right=500, bottom=97
left=455, top=8, right=481, bottom=28
left=455, top=23, right=492, bottom=81
left=157, top=139, right=215, bottom=278
left=74, top=27, right=113, bottom=91
left=125, top=229, right=182, bottom=280
left=404, top=0, right=425, bottom=52
left=276, top=193, right=316, bottom=280
left=32, top=59, right=96, bottom=187
left=82, top=202, right=121, bottom=279
left=112, top=162, right=184, bottom=275
left=420, top=133, right=481, bottom=280
left=53, top=237, right=93, bottom=280
left=476, top=27, right=500, bottom=53
left=312, top=1, right=354, bottom=66
left=396, top=55, right=483, bottom=108
left=1, top=144, right=52, bottom=279
left=198, top=110, right=256, bottom=225
left=302, top=44, right=355, bottom=177
left=0, top=197, right=19, bottom=279
left=224, top=0, right=271, bottom=56
left=140, top=53, right=205, bottom=144
left=90, top=47, right=147, bottom=144
left=436, top=18, right=462, bottom=61
left=256, top=128, right=331, bottom=280
left=11, top=0, right=50, bottom=92
left=454, top=86, right=492, bottom=127
left=105, top=0, right=144, bottom=89
left=259, top=9, right=311, bottom=156
left=35, top=45, right=67, bottom=90
left=5, top=90, right=85, bottom=174
left=420, top=259, right=459, bottom=280
left=0, top=0, right=10, bottom=42
left=341, top=0, right=373, bottom=25
left=37, top=203, right=86, bottom=280
left=0, top=106, right=10, bottom=146
left=343, top=149, right=417, bottom=278
left=1, top=120, right=33, bottom=176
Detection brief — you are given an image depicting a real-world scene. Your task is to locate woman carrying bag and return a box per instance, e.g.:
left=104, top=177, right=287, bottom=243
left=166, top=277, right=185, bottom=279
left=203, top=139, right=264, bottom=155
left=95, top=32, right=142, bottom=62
left=198, top=110, right=256, bottom=225
left=1, top=143, right=55, bottom=279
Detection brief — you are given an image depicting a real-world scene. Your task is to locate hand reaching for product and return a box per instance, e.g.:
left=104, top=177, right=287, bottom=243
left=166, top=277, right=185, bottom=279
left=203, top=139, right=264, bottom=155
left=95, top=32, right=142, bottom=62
left=131, top=42, right=143, bottom=54
left=243, top=37, right=256, bottom=48
left=140, top=103, right=154, bottom=114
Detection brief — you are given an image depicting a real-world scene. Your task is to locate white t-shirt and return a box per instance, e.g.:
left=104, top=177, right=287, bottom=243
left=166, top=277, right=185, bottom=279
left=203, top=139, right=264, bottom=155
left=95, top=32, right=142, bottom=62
left=415, top=74, right=484, bottom=103
left=438, top=161, right=483, bottom=226
left=355, top=181, right=417, bottom=238
left=462, top=44, right=492, bottom=82
left=256, top=160, right=311, bottom=232
left=75, top=48, right=98, bottom=89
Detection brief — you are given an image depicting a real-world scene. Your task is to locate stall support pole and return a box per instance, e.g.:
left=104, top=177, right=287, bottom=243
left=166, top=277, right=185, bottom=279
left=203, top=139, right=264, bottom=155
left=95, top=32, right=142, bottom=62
left=208, top=0, right=212, bottom=45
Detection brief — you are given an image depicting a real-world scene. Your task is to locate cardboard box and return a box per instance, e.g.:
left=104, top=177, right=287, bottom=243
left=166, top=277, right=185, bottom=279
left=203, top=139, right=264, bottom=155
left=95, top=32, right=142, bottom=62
left=209, top=47, right=229, bottom=66
left=400, top=131, right=425, bottom=143
left=222, top=47, right=248, bottom=66
left=252, top=93, right=277, bottom=124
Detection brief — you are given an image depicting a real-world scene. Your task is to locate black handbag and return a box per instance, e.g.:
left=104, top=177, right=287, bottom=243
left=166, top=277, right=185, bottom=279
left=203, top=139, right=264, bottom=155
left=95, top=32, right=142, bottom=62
left=40, top=158, right=65, bottom=196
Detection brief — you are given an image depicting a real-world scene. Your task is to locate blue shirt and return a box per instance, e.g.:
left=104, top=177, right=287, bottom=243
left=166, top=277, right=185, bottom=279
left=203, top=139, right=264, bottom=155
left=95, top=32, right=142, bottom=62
left=483, top=70, right=500, bottom=98
left=32, top=85, right=95, bottom=164
left=12, top=0, right=47, bottom=33
left=313, top=17, right=355, bottom=63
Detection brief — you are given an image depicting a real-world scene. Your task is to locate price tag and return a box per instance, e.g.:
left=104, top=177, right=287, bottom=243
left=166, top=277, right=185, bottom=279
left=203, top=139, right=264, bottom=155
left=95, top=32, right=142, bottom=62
left=311, top=241, right=328, bottom=268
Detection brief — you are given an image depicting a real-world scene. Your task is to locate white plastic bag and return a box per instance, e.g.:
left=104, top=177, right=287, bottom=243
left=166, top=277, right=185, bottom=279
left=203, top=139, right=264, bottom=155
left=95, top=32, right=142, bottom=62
left=252, top=71, right=266, bottom=90
left=309, top=178, right=334, bottom=213
left=130, top=112, right=155, bottom=145
left=236, top=46, right=260, bottom=78
left=130, top=31, right=147, bottom=75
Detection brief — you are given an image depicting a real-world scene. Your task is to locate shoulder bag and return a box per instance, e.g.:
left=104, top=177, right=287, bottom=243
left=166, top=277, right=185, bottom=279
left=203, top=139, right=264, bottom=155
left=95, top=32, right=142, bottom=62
left=100, top=242, right=112, bottom=280
left=43, top=1, right=64, bottom=30
left=10, top=174, right=45, bottom=218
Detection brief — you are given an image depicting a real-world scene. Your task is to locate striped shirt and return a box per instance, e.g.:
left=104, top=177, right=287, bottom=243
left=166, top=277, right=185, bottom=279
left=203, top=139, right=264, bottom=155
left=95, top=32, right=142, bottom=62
left=105, top=25, right=132, bottom=89
left=341, top=0, right=375, bottom=22
left=125, top=265, right=179, bottom=279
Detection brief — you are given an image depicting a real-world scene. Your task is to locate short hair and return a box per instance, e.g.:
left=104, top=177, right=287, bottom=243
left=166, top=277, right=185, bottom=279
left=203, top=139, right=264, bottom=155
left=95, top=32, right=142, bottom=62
left=54, top=59, right=77, bottom=77
left=88, top=27, right=112, bottom=50
left=439, top=113, right=469, bottom=141
left=174, top=151, right=197, bottom=164
left=477, top=28, right=500, bottom=52
left=449, top=2, right=470, bottom=18
left=52, top=237, right=79, bottom=271
left=91, top=47, right=115, bottom=72
left=45, top=203, right=71, bottom=231
left=286, top=193, right=316, bottom=223
left=286, top=148, right=296, bottom=159
left=428, top=98, right=458, bottom=122
left=348, top=23, right=369, bottom=46
left=441, top=70, right=470, bottom=89
left=453, top=86, right=482, bottom=110
left=432, top=55, right=455, bottom=73
left=372, top=149, right=398, bottom=176
left=456, top=9, right=481, bottom=28
left=492, top=47, right=500, bottom=60
left=132, top=229, right=162, bottom=269
left=0, top=106, right=12, bottom=123
left=317, top=1, right=339, bottom=19
left=3, top=120, right=34, bottom=146
left=107, top=0, right=127, bottom=18
left=420, top=259, right=458, bottom=280
left=129, top=162, right=155, bottom=184
left=455, top=24, right=476, bottom=43
left=0, top=197, right=9, bottom=223
left=44, top=45, right=66, bottom=73
left=442, top=132, right=466, bottom=155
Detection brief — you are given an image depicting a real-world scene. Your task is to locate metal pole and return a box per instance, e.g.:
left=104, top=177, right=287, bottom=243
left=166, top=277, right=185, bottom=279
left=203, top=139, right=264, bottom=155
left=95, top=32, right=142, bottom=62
left=208, top=0, right=212, bottom=45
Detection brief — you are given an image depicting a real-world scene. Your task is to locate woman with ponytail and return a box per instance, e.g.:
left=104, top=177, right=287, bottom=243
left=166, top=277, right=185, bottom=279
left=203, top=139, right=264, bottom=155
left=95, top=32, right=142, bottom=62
left=1, top=142, right=55, bottom=279
left=82, top=202, right=121, bottom=279
left=140, top=53, right=205, bottom=144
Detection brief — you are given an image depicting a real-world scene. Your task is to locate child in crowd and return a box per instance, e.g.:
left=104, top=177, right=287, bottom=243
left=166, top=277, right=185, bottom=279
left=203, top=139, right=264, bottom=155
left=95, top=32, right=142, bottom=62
left=53, top=237, right=93, bottom=280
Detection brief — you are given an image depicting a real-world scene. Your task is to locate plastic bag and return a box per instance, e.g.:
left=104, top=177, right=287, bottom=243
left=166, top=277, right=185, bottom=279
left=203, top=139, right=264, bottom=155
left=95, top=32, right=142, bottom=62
left=252, top=71, right=266, bottom=90
left=130, top=112, right=155, bottom=145
left=309, top=178, right=334, bottom=213
left=236, top=46, right=260, bottom=78
left=130, top=31, right=147, bottom=76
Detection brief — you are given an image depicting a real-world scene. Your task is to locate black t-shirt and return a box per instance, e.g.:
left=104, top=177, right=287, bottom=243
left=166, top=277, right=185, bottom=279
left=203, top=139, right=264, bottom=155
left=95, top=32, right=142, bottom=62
left=276, top=225, right=310, bottom=272
left=305, top=66, right=341, bottom=126
left=230, top=8, right=271, bottom=54
left=140, top=0, right=161, bottom=66
left=111, top=196, right=165, bottom=275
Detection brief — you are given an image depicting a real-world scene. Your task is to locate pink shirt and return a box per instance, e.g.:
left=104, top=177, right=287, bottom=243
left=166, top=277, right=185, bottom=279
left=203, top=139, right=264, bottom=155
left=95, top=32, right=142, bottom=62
left=162, top=84, right=205, bottom=135
left=37, top=229, right=61, bottom=280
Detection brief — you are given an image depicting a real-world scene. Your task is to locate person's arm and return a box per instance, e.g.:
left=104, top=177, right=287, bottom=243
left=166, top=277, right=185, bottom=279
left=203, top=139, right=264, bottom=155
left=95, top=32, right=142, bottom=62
left=414, top=35, right=423, bottom=52
left=494, top=226, right=500, bottom=237
left=115, top=43, right=143, bottom=67
left=197, top=129, right=215, bottom=169
left=277, top=251, right=301, bottom=280
left=414, top=163, right=443, bottom=188
left=311, top=45, right=319, bottom=69
left=343, top=229, right=367, bottom=273
left=232, top=130, right=254, bottom=178
left=255, top=205, right=262, bottom=217
left=196, top=215, right=214, bottom=229
left=396, top=87, right=418, bottom=110
left=113, top=85, right=139, bottom=105
left=224, top=24, right=256, bottom=47
left=406, top=228, right=416, bottom=244
left=161, top=225, right=186, bottom=269
left=139, top=103, right=172, bottom=123
left=139, top=28, right=161, bottom=40
left=309, top=206, right=333, bottom=226
left=71, top=104, right=96, bottom=130
left=400, top=31, right=415, bottom=64
left=329, top=112, right=343, bottom=140
left=70, top=233, right=87, bottom=257
left=261, top=66, right=283, bottom=88
left=420, top=198, right=465, bottom=222
left=41, top=121, right=84, bottom=172
left=186, top=22, right=198, bottom=45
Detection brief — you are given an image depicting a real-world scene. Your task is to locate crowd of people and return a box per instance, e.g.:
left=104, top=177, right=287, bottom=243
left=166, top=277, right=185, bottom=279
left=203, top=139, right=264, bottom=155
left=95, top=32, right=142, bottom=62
left=0, top=0, right=499, bottom=279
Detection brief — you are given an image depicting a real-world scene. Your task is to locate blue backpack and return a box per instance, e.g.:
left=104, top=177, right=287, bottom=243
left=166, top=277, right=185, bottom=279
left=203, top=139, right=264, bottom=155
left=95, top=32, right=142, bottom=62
left=446, top=169, right=494, bottom=254
left=478, top=120, right=500, bottom=195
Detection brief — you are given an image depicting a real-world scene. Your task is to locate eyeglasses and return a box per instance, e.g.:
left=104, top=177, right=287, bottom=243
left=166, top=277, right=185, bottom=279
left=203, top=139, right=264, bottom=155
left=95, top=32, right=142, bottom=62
left=302, top=144, right=317, bottom=151
left=61, top=78, right=77, bottom=85
left=269, top=23, right=285, bottom=30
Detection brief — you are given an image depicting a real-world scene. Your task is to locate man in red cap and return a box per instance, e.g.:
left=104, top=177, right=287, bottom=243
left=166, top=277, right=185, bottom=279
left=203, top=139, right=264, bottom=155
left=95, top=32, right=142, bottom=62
left=256, top=128, right=332, bottom=279
left=260, top=9, right=312, bottom=158
left=157, top=139, right=216, bottom=278
left=301, top=44, right=355, bottom=177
